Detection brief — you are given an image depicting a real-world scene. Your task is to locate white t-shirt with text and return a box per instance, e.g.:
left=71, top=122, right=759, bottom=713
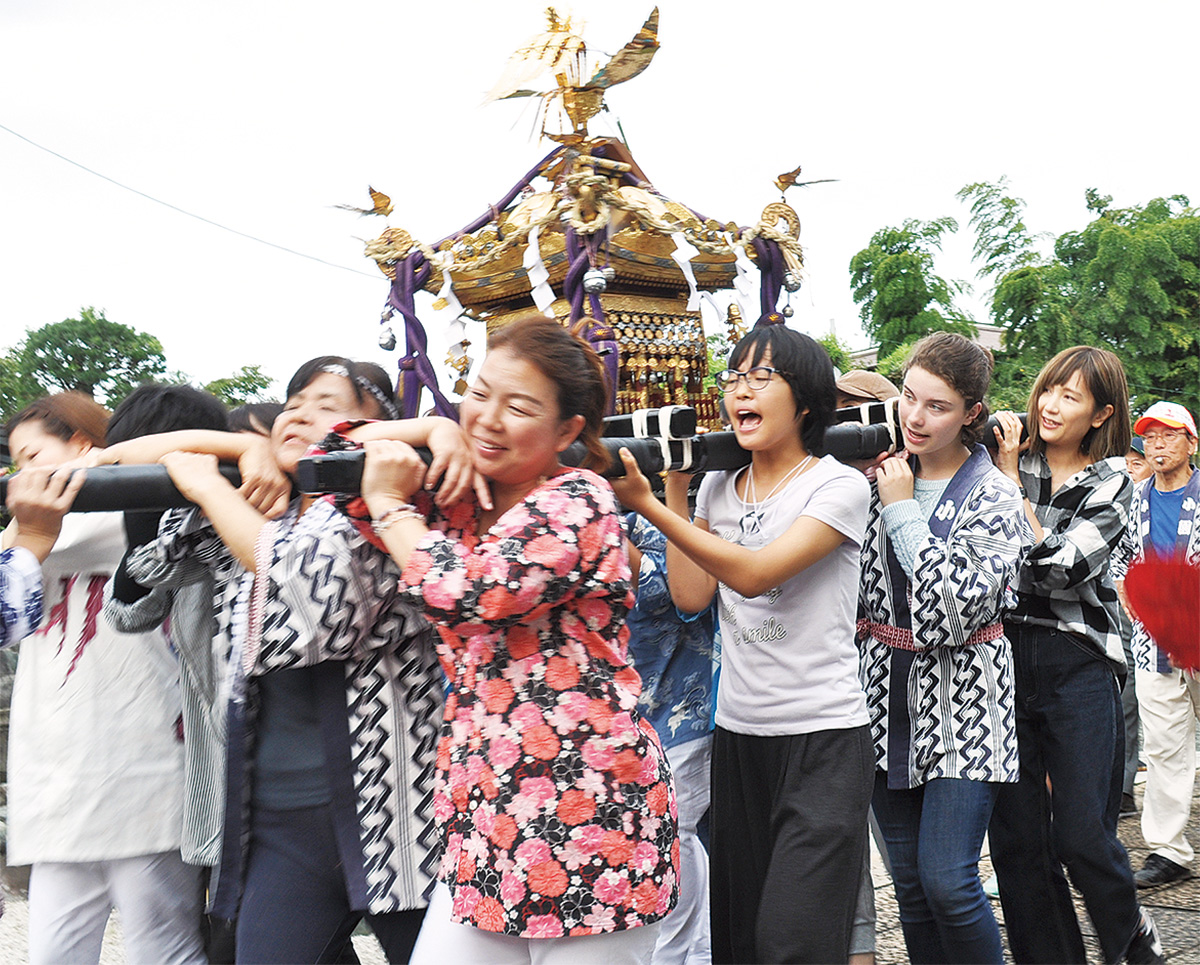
left=695, top=455, right=870, bottom=736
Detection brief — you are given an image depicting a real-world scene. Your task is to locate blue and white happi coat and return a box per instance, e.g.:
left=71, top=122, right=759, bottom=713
left=0, top=547, right=43, bottom=649
left=141, top=498, right=444, bottom=918
left=1113, top=470, right=1200, bottom=674
left=858, top=447, right=1032, bottom=789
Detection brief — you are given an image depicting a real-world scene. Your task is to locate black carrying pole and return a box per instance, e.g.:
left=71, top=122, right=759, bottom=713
left=0, top=411, right=1027, bottom=510
left=0, top=465, right=244, bottom=513
left=601, top=407, right=698, bottom=439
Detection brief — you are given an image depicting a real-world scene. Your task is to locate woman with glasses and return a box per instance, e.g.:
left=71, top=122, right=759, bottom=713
left=614, top=319, right=873, bottom=964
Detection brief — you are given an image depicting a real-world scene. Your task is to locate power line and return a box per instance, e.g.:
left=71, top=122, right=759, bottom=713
left=0, top=121, right=382, bottom=280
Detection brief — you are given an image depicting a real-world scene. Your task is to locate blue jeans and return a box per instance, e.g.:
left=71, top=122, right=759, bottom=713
left=872, top=772, right=1002, bottom=964
left=988, top=625, right=1141, bottom=964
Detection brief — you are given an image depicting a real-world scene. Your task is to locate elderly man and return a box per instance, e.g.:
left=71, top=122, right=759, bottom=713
left=1126, top=436, right=1152, bottom=483
left=1116, top=401, right=1200, bottom=887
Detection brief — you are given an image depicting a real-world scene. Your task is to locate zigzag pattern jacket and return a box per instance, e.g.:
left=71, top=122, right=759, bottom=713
left=858, top=450, right=1032, bottom=789
left=143, top=498, right=443, bottom=917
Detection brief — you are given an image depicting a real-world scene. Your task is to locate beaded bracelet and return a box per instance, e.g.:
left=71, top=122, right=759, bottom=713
left=371, top=503, right=423, bottom=536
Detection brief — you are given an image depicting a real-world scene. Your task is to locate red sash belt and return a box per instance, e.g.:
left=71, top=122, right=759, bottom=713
left=856, top=619, right=1005, bottom=652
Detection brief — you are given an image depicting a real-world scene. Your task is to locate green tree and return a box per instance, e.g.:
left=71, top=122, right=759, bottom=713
left=702, top=333, right=729, bottom=392
left=203, top=365, right=277, bottom=407
left=19, top=308, right=166, bottom=405
left=956, top=178, right=1048, bottom=285
left=818, top=334, right=852, bottom=374
left=848, top=217, right=976, bottom=359
left=873, top=337, right=919, bottom=387
left=0, top=344, right=43, bottom=420
left=961, top=188, right=1200, bottom=416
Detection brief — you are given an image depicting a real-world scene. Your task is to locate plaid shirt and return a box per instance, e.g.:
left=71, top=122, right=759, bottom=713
left=1009, top=452, right=1132, bottom=668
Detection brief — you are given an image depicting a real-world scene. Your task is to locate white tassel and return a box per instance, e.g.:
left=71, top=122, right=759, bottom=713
left=524, top=225, right=557, bottom=316
left=669, top=232, right=702, bottom=311
left=729, top=232, right=760, bottom=324
left=432, top=255, right=464, bottom=321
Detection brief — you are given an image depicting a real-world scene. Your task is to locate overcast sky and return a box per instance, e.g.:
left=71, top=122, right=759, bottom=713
left=3, top=0, right=1197, bottom=399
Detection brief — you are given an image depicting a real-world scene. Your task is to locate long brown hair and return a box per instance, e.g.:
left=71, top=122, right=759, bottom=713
left=488, top=317, right=610, bottom=472
left=1026, top=346, right=1131, bottom=459
left=6, top=392, right=110, bottom=448
left=904, top=333, right=993, bottom=446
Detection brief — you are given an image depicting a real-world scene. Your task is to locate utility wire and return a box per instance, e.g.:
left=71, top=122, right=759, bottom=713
left=0, top=121, right=382, bottom=280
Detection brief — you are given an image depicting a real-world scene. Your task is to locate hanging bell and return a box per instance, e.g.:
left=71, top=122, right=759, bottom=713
left=781, top=305, right=795, bottom=318
left=378, top=323, right=397, bottom=351
left=582, top=268, right=608, bottom=294
left=602, top=265, right=616, bottom=283
left=783, top=271, right=802, bottom=292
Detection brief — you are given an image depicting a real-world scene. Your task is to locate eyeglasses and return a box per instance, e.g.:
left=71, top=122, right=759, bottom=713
left=716, top=366, right=791, bottom=392
left=1143, top=429, right=1190, bottom=444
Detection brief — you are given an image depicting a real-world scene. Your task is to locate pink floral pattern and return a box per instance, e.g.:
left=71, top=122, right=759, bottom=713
left=401, top=469, right=679, bottom=937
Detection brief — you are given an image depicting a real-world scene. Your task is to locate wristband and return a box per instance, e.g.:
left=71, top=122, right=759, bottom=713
left=371, top=503, right=423, bottom=535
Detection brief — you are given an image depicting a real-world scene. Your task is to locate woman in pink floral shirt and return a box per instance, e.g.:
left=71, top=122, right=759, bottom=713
left=359, top=316, right=678, bottom=962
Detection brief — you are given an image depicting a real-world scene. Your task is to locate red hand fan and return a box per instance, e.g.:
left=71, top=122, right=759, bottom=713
left=1124, top=554, right=1200, bottom=671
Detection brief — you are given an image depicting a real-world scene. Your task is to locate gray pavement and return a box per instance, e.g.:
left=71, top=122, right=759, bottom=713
left=0, top=773, right=1195, bottom=962
left=872, top=771, right=1200, bottom=964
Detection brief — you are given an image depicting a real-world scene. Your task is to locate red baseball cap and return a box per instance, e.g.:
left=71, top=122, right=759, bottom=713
left=1134, top=401, right=1197, bottom=437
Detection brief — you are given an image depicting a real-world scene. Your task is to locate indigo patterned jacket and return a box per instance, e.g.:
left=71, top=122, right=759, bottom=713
left=141, top=499, right=444, bottom=918
left=1112, top=470, right=1200, bottom=673
left=858, top=449, right=1031, bottom=789
left=0, top=547, right=43, bottom=649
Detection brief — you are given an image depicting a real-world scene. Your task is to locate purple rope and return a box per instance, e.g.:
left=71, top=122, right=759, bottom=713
left=561, top=227, right=618, bottom=414
left=564, top=227, right=590, bottom=322
left=433, top=147, right=564, bottom=245
left=752, top=237, right=785, bottom=319
left=382, top=147, right=570, bottom=419
left=388, top=254, right=457, bottom=419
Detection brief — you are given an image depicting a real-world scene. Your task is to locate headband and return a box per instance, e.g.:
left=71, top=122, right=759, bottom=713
left=319, top=363, right=400, bottom=420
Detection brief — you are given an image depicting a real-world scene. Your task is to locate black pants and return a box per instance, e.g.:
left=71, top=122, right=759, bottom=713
left=710, top=724, right=874, bottom=964
left=989, top=625, right=1141, bottom=964
left=236, top=804, right=425, bottom=964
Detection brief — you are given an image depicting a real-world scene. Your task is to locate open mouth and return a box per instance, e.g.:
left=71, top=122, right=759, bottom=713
left=735, top=409, right=762, bottom=432
left=474, top=438, right=506, bottom=452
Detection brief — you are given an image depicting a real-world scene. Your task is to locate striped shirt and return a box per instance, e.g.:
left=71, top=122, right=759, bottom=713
left=104, top=535, right=236, bottom=872
left=1009, top=452, right=1132, bottom=668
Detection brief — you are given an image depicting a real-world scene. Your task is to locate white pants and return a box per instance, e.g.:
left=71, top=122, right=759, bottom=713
left=1136, top=666, right=1200, bottom=867
left=28, top=851, right=206, bottom=965
left=653, top=736, right=711, bottom=965
left=411, top=883, right=661, bottom=965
